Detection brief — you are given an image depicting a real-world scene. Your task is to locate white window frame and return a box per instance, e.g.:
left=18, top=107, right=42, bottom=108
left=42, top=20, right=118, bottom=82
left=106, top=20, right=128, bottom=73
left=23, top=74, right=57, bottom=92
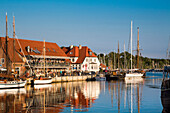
left=1, top=58, right=4, bottom=64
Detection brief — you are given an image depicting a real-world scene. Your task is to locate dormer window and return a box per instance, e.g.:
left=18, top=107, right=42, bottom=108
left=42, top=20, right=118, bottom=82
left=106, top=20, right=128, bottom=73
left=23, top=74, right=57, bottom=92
left=48, top=48, right=51, bottom=52
left=89, top=51, right=92, bottom=55
left=53, top=49, right=56, bottom=52
left=33, top=48, right=41, bottom=54
left=70, top=52, right=73, bottom=54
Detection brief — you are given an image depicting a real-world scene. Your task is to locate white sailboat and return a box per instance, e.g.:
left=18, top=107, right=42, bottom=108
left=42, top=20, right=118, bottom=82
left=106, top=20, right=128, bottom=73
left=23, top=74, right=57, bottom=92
left=0, top=13, right=27, bottom=89
left=0, top=80, right=27, bottom=89
left=126, top=21, right=143, bottom=77
left=33, top=40, right=52, bottom=85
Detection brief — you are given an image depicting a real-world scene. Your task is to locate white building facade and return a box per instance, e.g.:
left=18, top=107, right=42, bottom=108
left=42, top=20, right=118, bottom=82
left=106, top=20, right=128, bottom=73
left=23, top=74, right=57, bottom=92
left=62, top=45, right=100, bottom=73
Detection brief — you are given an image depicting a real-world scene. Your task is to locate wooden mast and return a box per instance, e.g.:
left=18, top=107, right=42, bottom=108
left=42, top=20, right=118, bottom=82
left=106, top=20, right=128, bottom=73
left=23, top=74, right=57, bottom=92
left=118, top=41, right=120, bottom=70
left=44, top=40, right=46, bottom=76
left=130, top=20, right=133, bottom=73
left=114, top=50, right=116, bottom=69
left=5, top=12, right=10, bottom=75
left=124, top=41, right=126, bottom=70
left=137, top=27, right=140, bottom=69
left=13, top=15, right=16, bottom=74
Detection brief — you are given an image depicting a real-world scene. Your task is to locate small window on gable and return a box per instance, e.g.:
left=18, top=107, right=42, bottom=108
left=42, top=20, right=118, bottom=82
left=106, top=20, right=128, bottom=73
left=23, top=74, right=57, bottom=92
left=70, top=52, right=73, bottom=54
left=72, top=59, right=75, bottom=62
left=89, top=51, right=92, bottom=55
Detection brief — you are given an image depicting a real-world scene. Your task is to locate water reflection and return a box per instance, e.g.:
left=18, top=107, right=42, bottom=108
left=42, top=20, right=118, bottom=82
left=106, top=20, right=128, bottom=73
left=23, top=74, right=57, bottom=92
left=108, top=77, right=144, bottom=113
left=0, top=73, right=163, bottom=113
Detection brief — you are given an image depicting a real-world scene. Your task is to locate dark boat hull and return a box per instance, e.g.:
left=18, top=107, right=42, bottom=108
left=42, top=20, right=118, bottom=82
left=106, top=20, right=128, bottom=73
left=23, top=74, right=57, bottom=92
left=161, top=89, right=170, bottom=112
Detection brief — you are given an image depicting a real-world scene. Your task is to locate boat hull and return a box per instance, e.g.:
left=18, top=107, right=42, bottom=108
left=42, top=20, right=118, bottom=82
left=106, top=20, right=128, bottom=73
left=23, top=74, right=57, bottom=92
left=0, top=81, right=27, bottom=89
left=125, top=73, right=143, bottom=77
left=34, top=79, right=52, bottom=85
left=161, top=89, right=170, bottom=112
left=95, top=77, right=106, bottom=81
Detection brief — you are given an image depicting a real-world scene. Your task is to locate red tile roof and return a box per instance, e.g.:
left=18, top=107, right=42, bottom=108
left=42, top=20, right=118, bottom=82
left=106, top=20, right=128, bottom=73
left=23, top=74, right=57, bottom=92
left=0, top=37, right=68, bottom=63
left=100, top=63, right=107, bottom=68
left=62, top=46, right=97, bottom=64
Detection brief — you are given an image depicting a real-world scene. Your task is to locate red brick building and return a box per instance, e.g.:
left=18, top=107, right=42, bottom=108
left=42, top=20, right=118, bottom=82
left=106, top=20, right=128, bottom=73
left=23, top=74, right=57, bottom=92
left=0, top=37, right=70, bottom=76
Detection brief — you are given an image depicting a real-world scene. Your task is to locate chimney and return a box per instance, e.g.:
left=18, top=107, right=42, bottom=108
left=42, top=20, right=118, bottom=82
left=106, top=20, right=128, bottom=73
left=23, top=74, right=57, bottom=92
left=27, top=46, right=30, bottom=52
left=70, top=45, right=73, bottom=49
left=79, top=45, right=82, bottom=50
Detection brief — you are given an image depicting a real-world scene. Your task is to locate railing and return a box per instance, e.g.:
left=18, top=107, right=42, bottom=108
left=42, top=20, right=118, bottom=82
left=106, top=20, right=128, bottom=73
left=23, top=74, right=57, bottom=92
left=26, top=63, right=70, bottom=68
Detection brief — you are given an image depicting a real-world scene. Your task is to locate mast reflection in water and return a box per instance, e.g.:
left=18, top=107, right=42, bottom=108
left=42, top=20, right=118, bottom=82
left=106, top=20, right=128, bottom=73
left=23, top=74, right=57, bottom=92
left=0, top=73, right=163, bottom=113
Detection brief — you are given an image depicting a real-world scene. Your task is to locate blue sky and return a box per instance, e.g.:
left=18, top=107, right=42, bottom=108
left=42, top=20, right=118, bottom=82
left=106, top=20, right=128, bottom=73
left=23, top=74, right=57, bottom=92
left=0, top=0, right=170, bottom=58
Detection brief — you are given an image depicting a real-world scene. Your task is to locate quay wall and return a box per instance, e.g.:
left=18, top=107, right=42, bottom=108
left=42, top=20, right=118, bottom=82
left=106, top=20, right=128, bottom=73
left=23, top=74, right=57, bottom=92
left=27, top=75, right=93, bottom=84
left=52, top=75, right=92, bottom=82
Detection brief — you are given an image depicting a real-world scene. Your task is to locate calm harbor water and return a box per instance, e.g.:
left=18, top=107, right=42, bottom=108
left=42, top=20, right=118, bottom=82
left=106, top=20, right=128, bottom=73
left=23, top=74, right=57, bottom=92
left=0, top=72, right=163, bottom=113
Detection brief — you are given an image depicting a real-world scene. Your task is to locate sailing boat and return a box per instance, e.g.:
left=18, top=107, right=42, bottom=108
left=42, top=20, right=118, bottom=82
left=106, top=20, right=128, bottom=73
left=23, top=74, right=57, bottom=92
left=33, top=40, right=52, bottom=85
left=0, top=13, right=26, bottom=89
left=125, top=21, right=143, bottom=77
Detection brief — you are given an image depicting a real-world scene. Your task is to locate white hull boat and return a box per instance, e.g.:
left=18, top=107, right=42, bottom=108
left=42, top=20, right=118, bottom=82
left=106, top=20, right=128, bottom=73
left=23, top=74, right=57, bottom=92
left=95, top=77, right=106, bottom=81
left=125, top=73, right=143, bottom=77
left=34, top=79, right=52, bottom=85
left=0, top=80, right=27, bottom=89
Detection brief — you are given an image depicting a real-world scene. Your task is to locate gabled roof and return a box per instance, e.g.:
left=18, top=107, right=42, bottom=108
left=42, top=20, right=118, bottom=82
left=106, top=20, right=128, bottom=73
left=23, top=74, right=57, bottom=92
left=0, top=37, right=68, bottom=63
left=100, top=63, right=107, bottom=68
left=62, top=46, right=97, bottom=64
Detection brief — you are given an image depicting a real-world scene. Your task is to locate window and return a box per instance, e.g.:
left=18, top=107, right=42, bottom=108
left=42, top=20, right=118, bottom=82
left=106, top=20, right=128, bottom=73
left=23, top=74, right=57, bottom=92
left=94, top=59, right=96, bottom=62
left=48, top=48, right=51, bottom=52
left=33, top=48, right=41, bottom=54
left=72, top=59, right=75, bottom=62
left=70, top=52, right=73, bottom=54
left=1, top=58, right=4, bottom=64
left=89, top=51, right=92, bottom=55
left=86, top=59, right=88, bottom=62
left=90, top=59, right=92, bottom=62
left=53, top=49, right=56, bottom=52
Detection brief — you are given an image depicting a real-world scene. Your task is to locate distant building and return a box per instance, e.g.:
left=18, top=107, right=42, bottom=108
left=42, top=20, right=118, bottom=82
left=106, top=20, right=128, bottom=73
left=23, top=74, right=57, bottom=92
left=62, top=45, right=100, bottom=73
left=100, top=63, right=107, bottom=70
left=0, top=37, right=70, bottom=76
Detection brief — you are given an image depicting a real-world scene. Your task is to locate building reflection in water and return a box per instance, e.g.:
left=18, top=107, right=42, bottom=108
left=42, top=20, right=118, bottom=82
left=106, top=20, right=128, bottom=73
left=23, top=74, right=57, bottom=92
left=0, top=81, right=101, bottom=113
left=0, top=77, right=161, bottom=113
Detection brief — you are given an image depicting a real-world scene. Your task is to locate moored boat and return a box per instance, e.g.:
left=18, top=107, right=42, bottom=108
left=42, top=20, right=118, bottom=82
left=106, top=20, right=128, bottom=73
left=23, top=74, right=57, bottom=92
left=125, top=21, right=144, bottom=78
left=161, top=66, right=170, bottom=113
left=95, top=74, right=106, bottom=81
left=0, top=79, right=27, bottom=89
left=0, top=14, right=27, bottom=89
left=126, top=71, right=143, bottom=77
left=34, top=78, right=52, bottom=85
